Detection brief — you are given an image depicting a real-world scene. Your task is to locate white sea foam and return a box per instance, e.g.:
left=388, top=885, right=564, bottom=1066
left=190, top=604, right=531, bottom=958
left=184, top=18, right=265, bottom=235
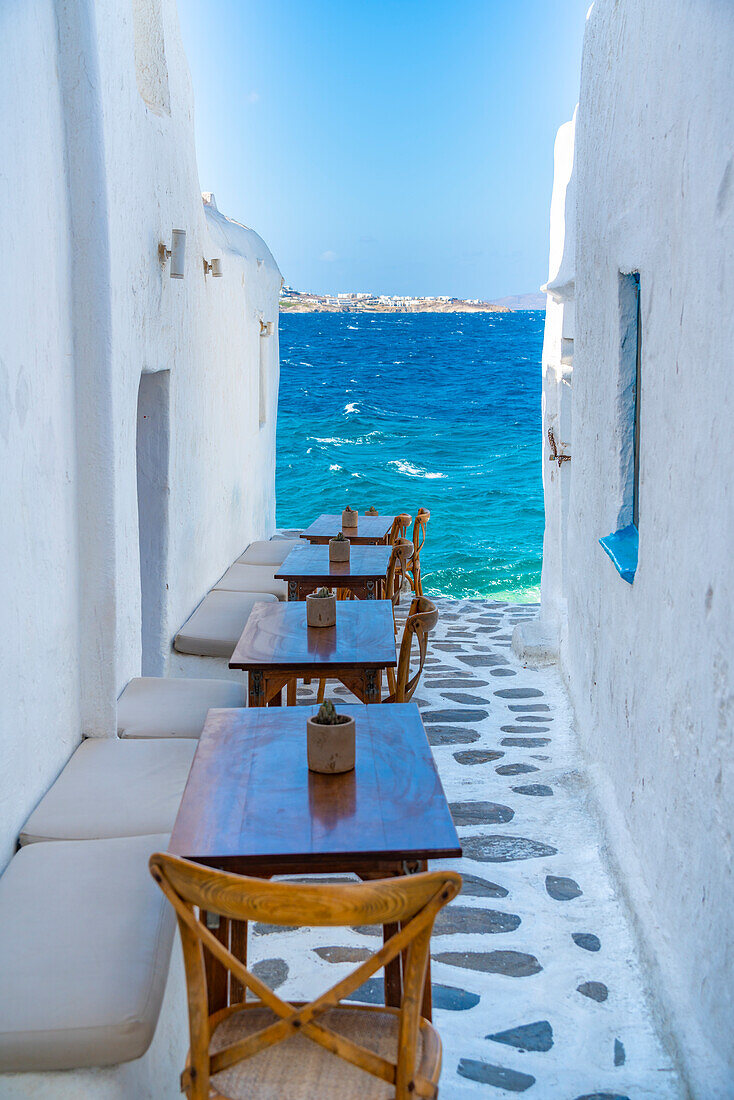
left=387, top=460, right=447, bottom=479
left=344, top=402, right=359, bottom=414
left=329, top=463, right=342, bottom=471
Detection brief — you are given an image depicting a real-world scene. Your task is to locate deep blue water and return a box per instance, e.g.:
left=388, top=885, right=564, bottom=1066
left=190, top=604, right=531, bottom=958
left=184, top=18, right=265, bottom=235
left=275, top=311, right=545, bottom=600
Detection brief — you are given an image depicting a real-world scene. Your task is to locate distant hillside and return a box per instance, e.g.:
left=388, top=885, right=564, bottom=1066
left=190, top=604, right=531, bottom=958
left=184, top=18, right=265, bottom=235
left=491, top=292, right=546, bottom=311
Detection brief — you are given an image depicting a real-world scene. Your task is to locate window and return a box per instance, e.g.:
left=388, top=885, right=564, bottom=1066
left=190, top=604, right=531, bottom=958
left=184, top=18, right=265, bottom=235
left=599, top=272, right=641, bottom=584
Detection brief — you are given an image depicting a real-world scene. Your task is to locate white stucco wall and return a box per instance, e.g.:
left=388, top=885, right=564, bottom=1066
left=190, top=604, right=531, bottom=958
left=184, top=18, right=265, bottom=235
left=540, top=2, right=734, bottom=1095
left=0, top=0, right=280, bottom=871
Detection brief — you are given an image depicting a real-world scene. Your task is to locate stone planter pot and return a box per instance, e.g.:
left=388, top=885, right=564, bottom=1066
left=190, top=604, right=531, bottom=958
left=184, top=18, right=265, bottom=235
left=307, top=714, right=356, bottom=774
left=341, top=509, right=358, bottom=529
left=306, top=592, right=336, bottom=627
left=329, top=537, right=350, bottom=562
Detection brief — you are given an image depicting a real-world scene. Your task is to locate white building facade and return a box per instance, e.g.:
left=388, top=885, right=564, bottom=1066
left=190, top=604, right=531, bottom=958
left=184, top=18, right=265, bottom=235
left=526, top=2, right=734, bottom=1095
left=0, top=0, right=280, bottom=873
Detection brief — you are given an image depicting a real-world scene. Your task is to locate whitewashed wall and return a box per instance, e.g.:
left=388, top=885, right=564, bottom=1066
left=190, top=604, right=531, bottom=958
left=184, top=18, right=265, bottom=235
left=0, top=0, right=280, bottom=872
left=540, top=2, right=734, bottom=1095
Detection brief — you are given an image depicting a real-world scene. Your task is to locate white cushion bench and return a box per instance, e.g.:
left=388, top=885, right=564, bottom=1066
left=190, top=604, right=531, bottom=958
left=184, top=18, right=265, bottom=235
left=0, top=833, right=176, bottom=1073
left=118, top=675, right=245, bottom=738
left=236, top=537, right=305, bottom=565
left=213, top=562, right=287, bottom=600
left=174, top=590, right=277, bottom=658
left=19, top=739, right=195, bottom=845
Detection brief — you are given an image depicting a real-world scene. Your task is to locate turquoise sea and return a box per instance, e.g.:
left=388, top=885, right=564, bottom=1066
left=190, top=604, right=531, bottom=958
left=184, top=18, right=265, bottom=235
left=275, top=311, right=545, bottom=601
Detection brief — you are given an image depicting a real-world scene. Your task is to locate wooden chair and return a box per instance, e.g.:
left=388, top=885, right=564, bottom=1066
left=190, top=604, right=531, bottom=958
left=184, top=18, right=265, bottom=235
left=149, top=853, right=461, bottom=1100
left=389, top=513, right=412, bottom=544
left=384, top=596, right=438, bottom=704
left=318, top=541, right=413, bottom=703
left=407, top=510, right=430, bottom=597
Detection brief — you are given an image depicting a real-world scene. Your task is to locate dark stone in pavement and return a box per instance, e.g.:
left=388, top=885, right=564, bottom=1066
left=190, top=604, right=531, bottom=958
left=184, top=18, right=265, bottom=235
left=423, top=708, right=489, bottom=724
left=490, top=668, right=517, bottom=676
left=424, top=678, right=490, bottom=688
left=508, top=714, right=553, bottom=722
left=434, top=905, right=520, bottom=935
left=463, top=834, right=558, bottom=862
left=496, top=763, right=539, bottom=775
left=315, top=946, right=372, bottom=963
left=501, top=736, right=551, bottom=747
left=574, top=1095, right=630, bottom=1100
left=614, top=1038, right=626, bottom=1065
left=253, top=923, right=298, bottom=935
left=458, top=1059, right=535, bottom=1092
left=486, top=1019, right=553, bottom=1053
left=440, top=691, right=492, bottom=705
left=512, top=784, right=554, bottom=797
left=459, top=873, right=509, bottom=899
left=351, top=978, right=479, bottom=1011
left=508, top=703, right=550, bottom=711
left=577, top=981, right=609, bottom=1002
left=501, top=725, right=551, bottom=734
left=251, top=958, right=288, bottom=989
left=434, top=949, right=542, bottom=976
left=426, top=726, right=480, bottom=745
left=546, top=874, right=583, bottom=900
left=454, top=749, right=504, bottom=765
left=495, top=688, right=544, bottom=699
left=458, top=654, right=510, bottom=667
left=572, top=932, right=601, bottom=952
left=449, top=800, right=514, bottom=825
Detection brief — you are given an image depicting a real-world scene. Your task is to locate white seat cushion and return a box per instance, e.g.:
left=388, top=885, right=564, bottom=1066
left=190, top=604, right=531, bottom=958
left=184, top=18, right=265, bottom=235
left=118, top=675, right=245, bottom=738
left=19, top=738, right=196, bottom=844
left=237, top=538, right=305, bottom=566
left=214, top=563, right=287, bottom=600
left=174, top=591, right=277, bottom=658
left=0, top=833, right=175, bottom=1071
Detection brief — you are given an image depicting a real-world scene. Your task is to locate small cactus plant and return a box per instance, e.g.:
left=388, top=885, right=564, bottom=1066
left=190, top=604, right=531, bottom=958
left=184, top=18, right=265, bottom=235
left=344, top=505, right=355, bottom=514
left=313, top=699, right=348, bottom=725
left=313, top=586, right=332, bottom=598
left=333, top=531, right=346, bottom=542
left=366, top=506, right=378, bottom=515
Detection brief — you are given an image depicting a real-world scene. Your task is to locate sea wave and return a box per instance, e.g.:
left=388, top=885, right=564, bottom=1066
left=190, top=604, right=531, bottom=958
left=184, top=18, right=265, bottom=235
left=329, top=463, right=342, bottom=471
left=387, top=460, right=447, bottom=479
left=344, top=402, right=360, bottom=414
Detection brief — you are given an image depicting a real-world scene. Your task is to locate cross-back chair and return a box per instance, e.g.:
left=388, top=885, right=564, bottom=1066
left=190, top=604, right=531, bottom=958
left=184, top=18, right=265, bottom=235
left=407, top=509, right=430, bottom=597
left=149, top=853, right=461, bottom=1100
left=389, top=513, right=412, bottom=544
left=385, top=595, right=438, bottom=704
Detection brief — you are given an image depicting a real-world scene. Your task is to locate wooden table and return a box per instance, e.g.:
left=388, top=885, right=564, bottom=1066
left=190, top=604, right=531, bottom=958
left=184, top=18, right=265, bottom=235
left=169, top=702, right=462, bottom=1015
left=275, top=544, right=393, bottom=601
left=300, top=513, right=396, bottom=545
left=230, top=599, right=397, bottom=706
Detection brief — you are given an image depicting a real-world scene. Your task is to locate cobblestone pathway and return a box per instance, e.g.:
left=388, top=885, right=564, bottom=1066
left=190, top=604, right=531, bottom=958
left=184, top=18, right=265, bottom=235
left=248, top=598, right=684, bottom=1099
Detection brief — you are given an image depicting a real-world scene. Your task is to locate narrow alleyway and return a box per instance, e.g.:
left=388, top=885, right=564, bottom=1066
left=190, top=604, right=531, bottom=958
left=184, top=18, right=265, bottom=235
left=249, top=598, right=685, bottom=1099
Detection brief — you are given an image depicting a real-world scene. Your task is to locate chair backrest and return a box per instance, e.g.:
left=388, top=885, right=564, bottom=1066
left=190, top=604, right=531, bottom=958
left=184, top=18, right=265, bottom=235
left=386, top=538, right=414, bottom=608
left=389, top=513, right=412, bottom=544
left=149, top=854, right=461, bottom=1100
left=386, top=595, right=439, bottom=704
left=410, top=510, right=430, bottom=595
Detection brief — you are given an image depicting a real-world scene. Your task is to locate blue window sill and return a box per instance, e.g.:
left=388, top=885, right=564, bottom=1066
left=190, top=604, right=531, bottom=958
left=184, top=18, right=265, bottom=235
left=599, top=524, right=638, bottom=584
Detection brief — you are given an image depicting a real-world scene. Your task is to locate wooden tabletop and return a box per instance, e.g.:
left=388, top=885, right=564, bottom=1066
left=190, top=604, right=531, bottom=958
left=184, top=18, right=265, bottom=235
left=275, top=544, right=393, bottom=583
left=168, top=703, right=462, bottom=870
left=300, top=514, right=396, bottom=544
left=229, top=599, right=397, bottom=672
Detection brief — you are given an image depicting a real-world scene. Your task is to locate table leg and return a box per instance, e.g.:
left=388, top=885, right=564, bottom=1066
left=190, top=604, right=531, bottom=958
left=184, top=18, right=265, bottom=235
left=204, top=912, right=230, bottom=1014
left=268, top=688, right=282, bottom=706
left=248, top=670, right=265, bottom=707
left=383, top=922, right=402, bottom=1008
left=363, top=668, right=382, bottom=703
left=286, top=678, right=297, bottom=705
left=229, top=920, right=248, bottom=1004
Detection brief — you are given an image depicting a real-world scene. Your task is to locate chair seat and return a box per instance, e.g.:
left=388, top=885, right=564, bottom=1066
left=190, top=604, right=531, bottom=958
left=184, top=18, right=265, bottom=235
left=174, top=591, right=277, bottom=657
left=237, top=538, right=306, bottom=566
left=20, top=738, right=196, bottom=844
left=118, top=676, right=246, bottom=738
left=207, top=1003, right=439, bottom=1100
left=0, top=833, right=174, bottom=1071
left=214, top=563, right=287, bottom=600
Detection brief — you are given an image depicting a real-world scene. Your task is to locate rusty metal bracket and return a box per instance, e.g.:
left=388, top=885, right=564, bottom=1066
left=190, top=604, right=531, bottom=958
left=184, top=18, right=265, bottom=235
left=548, top=427, right=571, bottom=465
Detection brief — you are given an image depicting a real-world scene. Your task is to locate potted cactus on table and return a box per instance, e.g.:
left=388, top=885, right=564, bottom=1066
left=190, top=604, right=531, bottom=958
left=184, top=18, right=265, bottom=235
left=365, top=506, right=379, bottom=515
left=329, top=530, right=351, bottom=562
left=307, top=699, right=356, bottom=774
left=306, top=586, right=336, bottom=627
left=341, top=504, right=358, bottom=529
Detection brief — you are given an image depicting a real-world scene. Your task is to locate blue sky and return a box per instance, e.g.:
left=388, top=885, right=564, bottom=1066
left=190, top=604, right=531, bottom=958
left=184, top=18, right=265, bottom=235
left=177, top=1, right=588, bottom=299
